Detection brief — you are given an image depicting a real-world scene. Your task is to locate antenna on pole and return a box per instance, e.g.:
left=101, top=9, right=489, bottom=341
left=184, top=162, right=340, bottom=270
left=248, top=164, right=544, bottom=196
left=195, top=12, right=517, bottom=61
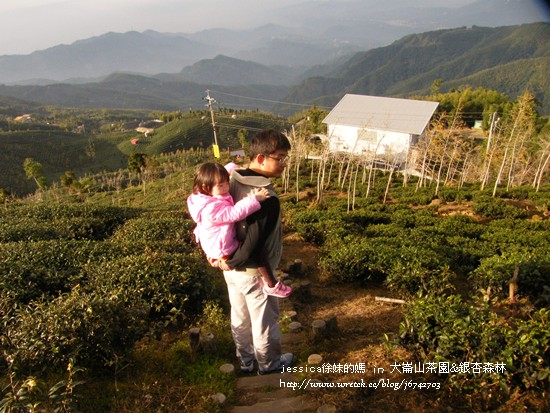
left=204, top=90, right=220, bottom=158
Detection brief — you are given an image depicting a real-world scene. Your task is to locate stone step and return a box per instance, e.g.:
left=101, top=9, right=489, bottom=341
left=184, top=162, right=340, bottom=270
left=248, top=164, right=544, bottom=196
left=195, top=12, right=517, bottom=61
left=229, top=395, right=316, bottom=413
left=236, top=387, right=297, bottom=405
left=237, top=372, right=297, bottom=391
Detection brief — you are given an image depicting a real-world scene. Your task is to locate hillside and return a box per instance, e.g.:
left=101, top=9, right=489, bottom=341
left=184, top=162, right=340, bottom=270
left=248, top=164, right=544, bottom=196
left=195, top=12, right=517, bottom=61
left=0, top=73, right=291, bottom=112
left=0, top=24, right=548, bottom=116
left=1, top=0, right=545, bottom=85
left=0, top=110, right=292, bottom=197
left=0, top=31, right=218, bottom=84
left=279, top=23, right=550, bottom=115
left=0, top=148, right=548, bottom=412
left=177, top=55, right=303, bottom=86
left=144, top=113, right=291, bottom=154
left=0, top=128, right=130, bottom=196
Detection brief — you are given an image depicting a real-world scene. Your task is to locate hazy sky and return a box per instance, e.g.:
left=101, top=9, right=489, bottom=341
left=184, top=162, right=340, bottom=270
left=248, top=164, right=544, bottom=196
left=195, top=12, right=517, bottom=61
left=1, top=0, right=301, bottom=56
left=1, top=0, right=548, bottom=56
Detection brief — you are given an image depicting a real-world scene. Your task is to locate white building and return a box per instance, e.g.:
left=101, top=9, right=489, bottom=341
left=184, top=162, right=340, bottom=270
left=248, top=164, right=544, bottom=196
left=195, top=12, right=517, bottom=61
left=322, top=94, right=439, bottom=166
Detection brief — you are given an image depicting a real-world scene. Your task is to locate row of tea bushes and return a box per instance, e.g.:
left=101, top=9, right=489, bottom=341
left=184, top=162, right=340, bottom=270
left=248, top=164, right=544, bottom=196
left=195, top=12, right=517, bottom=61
left=285, top=196, right=549, bottom=305
left=0, top=204, right=216, bottom=373
left=284, top=194, right=549, bottom=399
left=399, top=295, right=549, bottom=397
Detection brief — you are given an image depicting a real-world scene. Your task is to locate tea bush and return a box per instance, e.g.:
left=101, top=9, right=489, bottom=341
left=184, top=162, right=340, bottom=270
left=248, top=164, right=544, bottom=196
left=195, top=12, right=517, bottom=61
left=110, top=214, right=196, bottom=254
left=481, top=218, right=549, bottom=250
left=2, top=288, right=149, bottom=371
left=399, top=295, right=550, bottom=398
left=0, top=240, right=122, bottom=304
left=436, top=214, right=484, bottom=238
left=472, top=197, right=528, bottom=219
left=470, top=249, right=550, bottom=306
left=0, top=203, right=219, bottom=376
left=0, top=204, right=136, bottom=242
left=437, top=186, right=475, bottom=203
left=84, top=251, right=214, bottom=317
left=386, top=262, right=456, bottom=298
left=393, top=186, right=434, bottom=206
left=319, top=233, right=415, bottom=283
left=284, top=208, right=347, bottom=245
left=313, top=197, right=549, bottom=304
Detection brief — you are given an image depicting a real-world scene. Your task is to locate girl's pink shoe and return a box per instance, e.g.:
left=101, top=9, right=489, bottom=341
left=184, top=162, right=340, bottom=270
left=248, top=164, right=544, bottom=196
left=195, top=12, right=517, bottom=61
left=263, top=281, right=292, bottom=298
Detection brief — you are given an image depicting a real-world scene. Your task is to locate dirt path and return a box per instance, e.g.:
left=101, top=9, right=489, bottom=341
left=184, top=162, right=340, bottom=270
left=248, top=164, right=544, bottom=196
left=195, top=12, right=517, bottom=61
left=272, top=235, right=445, bottom=412
left=229, top=234, right=533, bottom=412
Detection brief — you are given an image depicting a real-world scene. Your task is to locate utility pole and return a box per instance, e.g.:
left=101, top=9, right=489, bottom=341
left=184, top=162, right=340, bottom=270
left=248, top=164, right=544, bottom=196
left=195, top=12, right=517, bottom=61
left=204, top=90, right=220, bottom=158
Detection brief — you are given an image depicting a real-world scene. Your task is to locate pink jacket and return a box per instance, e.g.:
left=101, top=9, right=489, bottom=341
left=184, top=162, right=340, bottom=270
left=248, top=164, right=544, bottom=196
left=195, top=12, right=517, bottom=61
left=186, top=192, right=261, bottom=259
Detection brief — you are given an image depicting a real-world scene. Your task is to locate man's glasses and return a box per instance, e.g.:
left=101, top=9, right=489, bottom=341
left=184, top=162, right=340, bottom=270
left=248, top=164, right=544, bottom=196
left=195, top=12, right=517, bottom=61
left=266, top=155, right=290, bottom=163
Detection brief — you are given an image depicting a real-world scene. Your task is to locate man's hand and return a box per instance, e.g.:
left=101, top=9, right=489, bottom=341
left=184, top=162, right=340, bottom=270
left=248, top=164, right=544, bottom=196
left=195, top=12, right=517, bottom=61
left=218, top=260, right=232, bottom=271
left=208, top=256, right=232, bottom=271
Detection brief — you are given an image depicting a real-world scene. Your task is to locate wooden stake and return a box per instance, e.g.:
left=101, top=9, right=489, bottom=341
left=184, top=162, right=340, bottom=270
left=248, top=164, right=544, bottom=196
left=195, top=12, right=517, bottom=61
left=509, top=263, right=520, bottom=303
left=375, top=296, right=407, bottom=304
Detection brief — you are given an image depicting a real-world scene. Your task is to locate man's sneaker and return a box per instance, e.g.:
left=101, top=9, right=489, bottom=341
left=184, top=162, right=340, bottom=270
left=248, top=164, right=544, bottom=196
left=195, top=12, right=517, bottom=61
left=258, top=353, right=294, bottom=375
left=263, top=281, right=292, bottom=298
left=240, top=359, right=254, bottom=374
left=280, top=352, right=294, bottom=368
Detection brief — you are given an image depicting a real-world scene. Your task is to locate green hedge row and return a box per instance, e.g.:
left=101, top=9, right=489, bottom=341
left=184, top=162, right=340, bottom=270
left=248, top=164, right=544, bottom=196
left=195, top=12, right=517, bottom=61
left=399, top=295, right=549, bottom=395
left=287, top=198, right=549, bottom=304
left=0, top=205, right=216, bottom=373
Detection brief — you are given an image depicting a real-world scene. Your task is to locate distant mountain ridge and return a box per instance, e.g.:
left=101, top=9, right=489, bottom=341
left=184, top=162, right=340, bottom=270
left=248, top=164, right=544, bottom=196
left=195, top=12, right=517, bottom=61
left=0, top=31, right=218, bottom=84
left=0, top=23, right=548, bottom=115
left=279, top=23, right=550, bottom=114
left=0, top=0, right=546, bottom=85
left=176, top=55, right=303, bottom=86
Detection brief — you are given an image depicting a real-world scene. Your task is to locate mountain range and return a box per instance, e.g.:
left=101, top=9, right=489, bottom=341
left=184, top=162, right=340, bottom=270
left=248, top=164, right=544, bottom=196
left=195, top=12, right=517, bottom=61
left=0, top=0, right=546, bottom=85
left=0, top=22, right=548, bottom=116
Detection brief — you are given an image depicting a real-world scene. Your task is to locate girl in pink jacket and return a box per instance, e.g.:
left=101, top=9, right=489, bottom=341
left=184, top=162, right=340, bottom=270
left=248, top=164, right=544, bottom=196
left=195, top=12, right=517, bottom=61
left=187, top=162, right=291, bottom=298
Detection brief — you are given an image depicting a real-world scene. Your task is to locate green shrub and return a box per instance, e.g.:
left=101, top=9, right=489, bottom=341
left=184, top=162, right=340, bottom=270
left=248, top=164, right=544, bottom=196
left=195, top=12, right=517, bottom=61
left=2, top=288, right=149, bottom=371
left=285, top=208, right=348, bottom=245
left=386, top=263, right=456, bottom=298
left=394, top=186, right=434, bottom=206
left=0, top=204, right=136, bottom=242
left=442, top=235, right=495, bottom=274
left=390, top=209, right=419, bottom=228
left=472, top=197, right=528, bottom=219
left=111, top=215, right=196, bottom=254
left=500, top=186, right=530, bottom=201
left=84, top=251, right=215, bottom=317
left=319, top=235, right=399, bottom=282
left=470, top=249, right=550, bottom=306
left=436, top=214, right=484, bottom=238
left=399, top=295, right=550, bottom=396
left=342, top=209, right=391, bottom=227
left=0, top=240, right=122, bottom=304
left=482, top=218, right=549, bottom=249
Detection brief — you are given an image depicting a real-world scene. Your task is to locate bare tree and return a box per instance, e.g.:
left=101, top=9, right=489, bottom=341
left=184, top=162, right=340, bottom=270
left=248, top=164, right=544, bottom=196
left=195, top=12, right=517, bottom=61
left=492, top=92, right=536, bottom=197
left=532, top=135, right=550, bottom=192
left=383, top=156, right=399, bottom=204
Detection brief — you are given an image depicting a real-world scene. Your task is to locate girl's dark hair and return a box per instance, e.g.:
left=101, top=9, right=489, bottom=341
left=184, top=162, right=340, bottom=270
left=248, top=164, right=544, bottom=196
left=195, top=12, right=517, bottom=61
left=193, top=162, right=229, bottom=195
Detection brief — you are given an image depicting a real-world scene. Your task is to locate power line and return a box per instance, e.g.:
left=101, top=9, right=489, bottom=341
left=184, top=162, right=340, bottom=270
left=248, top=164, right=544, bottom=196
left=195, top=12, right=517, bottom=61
left=208, top=89, right=333, bottom=111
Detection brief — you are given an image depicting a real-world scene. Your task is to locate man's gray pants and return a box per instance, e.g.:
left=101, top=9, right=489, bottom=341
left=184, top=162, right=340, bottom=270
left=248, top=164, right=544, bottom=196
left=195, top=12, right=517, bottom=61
left=223, top=269, right=282, bottom=372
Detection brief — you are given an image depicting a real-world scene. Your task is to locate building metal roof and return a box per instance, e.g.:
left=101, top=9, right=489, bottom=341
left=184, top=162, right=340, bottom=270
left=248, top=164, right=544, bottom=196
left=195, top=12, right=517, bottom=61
left=323, top=94, right=439, bottom=135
